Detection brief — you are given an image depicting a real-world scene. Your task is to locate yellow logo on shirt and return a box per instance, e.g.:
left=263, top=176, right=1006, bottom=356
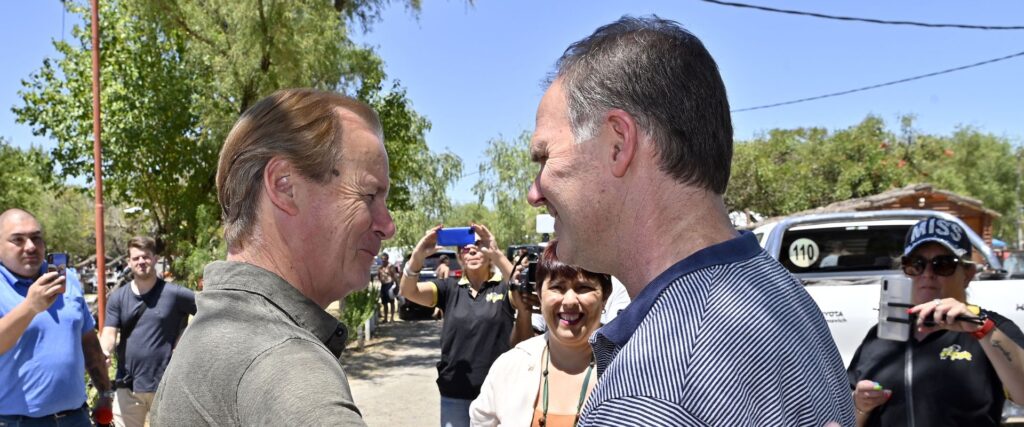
left=486, top=292, right=505, bottom=303
left=939, top=344, right=972, bottom=361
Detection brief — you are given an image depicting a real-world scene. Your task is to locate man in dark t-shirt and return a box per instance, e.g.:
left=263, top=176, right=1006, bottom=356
left=99, top=236, right=196, bottom=427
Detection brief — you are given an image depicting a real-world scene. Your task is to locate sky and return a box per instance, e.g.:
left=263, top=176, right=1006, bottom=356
left=2, top=1, right=1023, bottom=203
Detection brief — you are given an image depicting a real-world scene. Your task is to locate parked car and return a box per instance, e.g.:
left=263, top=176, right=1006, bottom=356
left=399, top=251, right=462, bottom=320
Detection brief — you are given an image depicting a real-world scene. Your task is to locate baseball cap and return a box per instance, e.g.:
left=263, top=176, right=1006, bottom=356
left=903, top=217, right=972, bottom=258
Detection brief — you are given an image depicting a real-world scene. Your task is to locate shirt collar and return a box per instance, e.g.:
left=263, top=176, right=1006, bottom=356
left=0, top=262, right=45, bottom=289
left=202, top=261, right=348, bottom=358
left=596, top=231, right=763, bottom=348
left=457, top=271, right=503, bottom=287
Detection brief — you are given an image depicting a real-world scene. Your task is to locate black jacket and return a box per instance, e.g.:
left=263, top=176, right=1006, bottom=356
left=848, top=310, right=1024, bottom=427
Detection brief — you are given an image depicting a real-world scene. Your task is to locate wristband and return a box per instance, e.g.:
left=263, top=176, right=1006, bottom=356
left=403, top=266, right=420, bottom=277
left=972, top=317, right=995, bottom=340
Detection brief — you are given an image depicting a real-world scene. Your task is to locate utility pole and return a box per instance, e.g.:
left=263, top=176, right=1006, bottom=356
left=90, top=0, right=108, bottom=328
left=1016, top=148, right=1023, bottom=251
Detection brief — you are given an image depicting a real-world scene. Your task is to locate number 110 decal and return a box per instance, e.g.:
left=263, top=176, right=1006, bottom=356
left=788, top=238, right=820, bottom=268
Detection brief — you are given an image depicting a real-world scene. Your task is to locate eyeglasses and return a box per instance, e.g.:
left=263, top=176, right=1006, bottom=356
left=900, top=254, right=968, bottom=277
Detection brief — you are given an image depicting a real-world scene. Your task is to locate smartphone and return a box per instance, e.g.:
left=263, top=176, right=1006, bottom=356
left=877, top=275, right=912, bottom=342
left=436, top=227, right=476, bottom=247
left=47, top=253, right=69, bottom=277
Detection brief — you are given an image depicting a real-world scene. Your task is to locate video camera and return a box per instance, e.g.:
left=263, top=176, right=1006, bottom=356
left=511, top=254, right=538, bottom=294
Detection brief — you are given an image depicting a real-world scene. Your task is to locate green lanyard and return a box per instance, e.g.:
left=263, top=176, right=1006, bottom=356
left=539, top=342, right=595, bottom=427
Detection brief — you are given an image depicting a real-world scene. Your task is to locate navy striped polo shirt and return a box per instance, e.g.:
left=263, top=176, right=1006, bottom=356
left=579, top=232, right=855, bottom=426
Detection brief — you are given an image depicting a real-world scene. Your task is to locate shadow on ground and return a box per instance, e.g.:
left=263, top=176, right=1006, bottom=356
left=341, top=319, right=442, bottom=381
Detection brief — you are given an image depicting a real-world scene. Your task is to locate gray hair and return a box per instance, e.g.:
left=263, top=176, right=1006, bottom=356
left=552, top=15, right=734, bottom=194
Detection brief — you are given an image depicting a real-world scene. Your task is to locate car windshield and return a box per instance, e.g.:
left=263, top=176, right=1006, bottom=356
left=780, top=224, right=909, bottom=274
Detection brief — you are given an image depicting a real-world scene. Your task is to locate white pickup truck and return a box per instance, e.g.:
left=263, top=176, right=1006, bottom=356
left=752, top=209, right=1024, bottom=367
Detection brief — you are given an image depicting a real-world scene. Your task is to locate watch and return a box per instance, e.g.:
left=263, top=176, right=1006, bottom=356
left=967, top=305, right=996, bottom=340
left=100, top=389, right=116, bottom=399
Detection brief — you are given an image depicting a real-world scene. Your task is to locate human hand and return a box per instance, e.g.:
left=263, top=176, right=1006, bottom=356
left=909, top=297, right=981, bottom=334
left=412, top=225, right=443, bottom=262
left=512, top=264, right=525, bottom=284
left=509, top=287, right=541, bottom=314
left=24, top=272, right=66, bottom=314
left=853, top=380, right=891, bottom=415
left=93, top=393, right=114, bottom=425
left=470, top=223, right=502, bottom=263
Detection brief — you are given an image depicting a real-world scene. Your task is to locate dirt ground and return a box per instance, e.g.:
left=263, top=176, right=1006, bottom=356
left=342, top=318, right=443, bottom=426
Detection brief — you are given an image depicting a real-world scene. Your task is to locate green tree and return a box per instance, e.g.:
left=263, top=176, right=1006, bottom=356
left=0, top=138, right=48, bottom=212
left=728, top=115, right=907, bottom=217
left=728, top=115, right=1022, bottom=244
left=15, top=0, right=460, bottom=283
left=472, top=131, right=544, bottom=247
left=903, top=126, right=1021, bottom=239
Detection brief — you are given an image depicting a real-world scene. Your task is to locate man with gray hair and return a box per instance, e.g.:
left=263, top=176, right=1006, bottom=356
left=151, top=89, right=395, bottom=425
left=527, top=16, right=854, bottom=425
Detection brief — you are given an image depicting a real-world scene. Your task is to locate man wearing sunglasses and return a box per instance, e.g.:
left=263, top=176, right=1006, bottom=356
left=848, top=217, right=1024, bottom=427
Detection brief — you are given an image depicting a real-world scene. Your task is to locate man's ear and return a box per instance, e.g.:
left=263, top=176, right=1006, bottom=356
left=264, top=157, right=300, bottom=216
left=605, top=109, right=639, bottom=178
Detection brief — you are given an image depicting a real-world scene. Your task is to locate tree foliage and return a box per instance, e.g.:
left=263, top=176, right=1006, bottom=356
left=0, top=138, right=49, bottom=212
left=14, top=0, right=458, bottom=283
left=472, top=132, right=545, bottom=247
left=727, top=115, right=1023, bottom=243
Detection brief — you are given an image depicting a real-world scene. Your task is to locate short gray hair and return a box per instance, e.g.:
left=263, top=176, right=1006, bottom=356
left=552, top=15, right=733, bottom=194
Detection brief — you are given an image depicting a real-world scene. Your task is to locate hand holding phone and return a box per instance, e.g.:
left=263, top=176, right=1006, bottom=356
left=25, top=272, right=66, bottom=314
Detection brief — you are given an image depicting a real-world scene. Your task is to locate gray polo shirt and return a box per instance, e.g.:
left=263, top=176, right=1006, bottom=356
left=150, top=261, right=364, bottom=426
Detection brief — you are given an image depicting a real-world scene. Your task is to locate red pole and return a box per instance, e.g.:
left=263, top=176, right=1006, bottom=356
left=90, top=0, right=107, bottom=329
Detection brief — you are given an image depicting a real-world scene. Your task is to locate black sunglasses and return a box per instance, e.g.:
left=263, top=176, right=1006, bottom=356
left=900, top=254, right=967, bottom=277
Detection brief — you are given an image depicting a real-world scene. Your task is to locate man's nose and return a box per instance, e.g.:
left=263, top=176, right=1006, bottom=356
left=527, top=174, right=545, bottom=208
left=375, top=206, right=397, bottom=240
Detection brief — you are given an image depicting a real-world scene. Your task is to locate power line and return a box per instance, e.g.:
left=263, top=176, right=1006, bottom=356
left=732, top=48, right=1024, bottom=113
left=701, top=0, right=1024, bottom=30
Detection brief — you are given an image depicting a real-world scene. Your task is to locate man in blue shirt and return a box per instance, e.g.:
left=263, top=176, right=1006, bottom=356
left=527, top=16, right=854, bottom=426
left=0, top=208, right=113, bottom=426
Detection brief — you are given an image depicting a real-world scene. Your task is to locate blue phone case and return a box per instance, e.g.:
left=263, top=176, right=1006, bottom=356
left=436, top=227, right=476, bottom=247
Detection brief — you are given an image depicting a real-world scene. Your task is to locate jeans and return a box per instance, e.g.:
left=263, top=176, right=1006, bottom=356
left=0, top=406, right=91, bottom=427
left=440, top=396, right=472, bottom=427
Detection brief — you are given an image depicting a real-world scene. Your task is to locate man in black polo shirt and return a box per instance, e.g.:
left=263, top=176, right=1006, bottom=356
left=399, top=224, right=531, bottom=427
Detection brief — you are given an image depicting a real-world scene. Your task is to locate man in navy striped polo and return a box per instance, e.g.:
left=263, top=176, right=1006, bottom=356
left=526, top=16, right=855, bottom=426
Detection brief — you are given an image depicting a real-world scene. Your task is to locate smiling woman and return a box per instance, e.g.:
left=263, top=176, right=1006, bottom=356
left=470, top=241, right=611, bottom=427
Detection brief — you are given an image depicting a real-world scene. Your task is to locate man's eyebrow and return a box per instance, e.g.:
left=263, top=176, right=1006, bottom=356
left=530, top=140, right=547, bottom=162
left=7, top=231, right=42, bottom=238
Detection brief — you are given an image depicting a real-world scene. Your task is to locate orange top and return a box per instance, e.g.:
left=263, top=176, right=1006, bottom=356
left=531, top=408, right=577, bottom=427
